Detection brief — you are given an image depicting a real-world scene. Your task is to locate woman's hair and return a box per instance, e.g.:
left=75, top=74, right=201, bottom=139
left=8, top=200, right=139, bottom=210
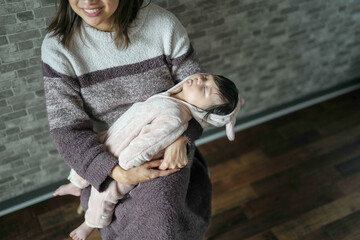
left=203, top=75, right=239, bottom=120
left=46, top=0, right=145, bottom=49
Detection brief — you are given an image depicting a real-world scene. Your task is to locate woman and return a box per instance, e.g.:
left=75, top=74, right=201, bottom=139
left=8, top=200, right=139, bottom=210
left=41, top=0, right=212, bottom=239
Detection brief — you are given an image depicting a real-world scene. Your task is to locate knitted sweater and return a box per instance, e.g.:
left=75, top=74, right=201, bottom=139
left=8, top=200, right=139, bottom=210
left=41, top=3, right=211, bottom=240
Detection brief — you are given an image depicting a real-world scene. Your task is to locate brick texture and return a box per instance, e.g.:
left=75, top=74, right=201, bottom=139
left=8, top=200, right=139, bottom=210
left=0, top=0, right=359, bottom=202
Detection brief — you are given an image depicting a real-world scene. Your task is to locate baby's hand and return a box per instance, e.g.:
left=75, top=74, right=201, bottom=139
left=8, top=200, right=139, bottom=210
left=159, top=157, right=188, bottom=170
left=159, top=136, right=188, bottom=170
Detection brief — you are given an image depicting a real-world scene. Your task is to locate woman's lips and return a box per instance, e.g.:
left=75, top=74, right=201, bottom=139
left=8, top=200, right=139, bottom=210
left=82, top=8, right=103, bottom=17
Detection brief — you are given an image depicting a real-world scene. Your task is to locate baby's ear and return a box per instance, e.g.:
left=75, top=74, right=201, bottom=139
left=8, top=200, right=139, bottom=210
left=226, top=97, right=245, bottom=141
left=226, top=122, right=235, bottom=141
left=239, top=98, right=245, bottom=106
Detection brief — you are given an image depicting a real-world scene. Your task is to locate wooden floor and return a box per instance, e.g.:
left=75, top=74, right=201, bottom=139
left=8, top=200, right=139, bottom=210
left=1, top=89, right=360, bottom=240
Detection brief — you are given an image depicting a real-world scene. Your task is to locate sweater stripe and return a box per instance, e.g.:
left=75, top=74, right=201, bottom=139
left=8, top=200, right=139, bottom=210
left=43, top=45, right=194, bottom=91
left=76, top=45, right=194, bottom=89
left=169, top=44, right=194, bottom=66
left=77, top=55, right=169, bottom=88
left=42, top=63, right=80, bottom=92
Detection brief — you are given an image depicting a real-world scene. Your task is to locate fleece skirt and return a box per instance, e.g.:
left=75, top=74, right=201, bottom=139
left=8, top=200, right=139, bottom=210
left=80, top=148, right=212, bottom=240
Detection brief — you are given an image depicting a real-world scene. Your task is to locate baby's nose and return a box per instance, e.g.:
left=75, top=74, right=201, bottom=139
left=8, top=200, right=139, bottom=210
left=197, top=75, right=205, bottom=83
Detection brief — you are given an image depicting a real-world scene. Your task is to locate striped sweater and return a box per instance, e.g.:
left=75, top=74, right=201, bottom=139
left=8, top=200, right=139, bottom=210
left=42, top=3, right=211, bottom=239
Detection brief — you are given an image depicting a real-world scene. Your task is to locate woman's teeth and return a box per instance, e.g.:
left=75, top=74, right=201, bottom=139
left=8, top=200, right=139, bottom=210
left=84, top=8, right=101, bottom=13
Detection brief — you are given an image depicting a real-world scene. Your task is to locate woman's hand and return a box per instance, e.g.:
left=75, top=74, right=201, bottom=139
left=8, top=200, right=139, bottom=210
left=159, top=136, right=188, bottom=170
left=110, top=160, right=179, bottom=185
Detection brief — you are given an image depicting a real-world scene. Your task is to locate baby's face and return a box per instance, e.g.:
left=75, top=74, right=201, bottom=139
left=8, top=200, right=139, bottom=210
left=181, top=74, right=224, bottom=110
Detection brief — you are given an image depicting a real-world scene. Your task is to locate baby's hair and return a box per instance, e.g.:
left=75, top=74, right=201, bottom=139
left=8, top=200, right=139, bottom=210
left=203, top=75, right=239, bottom=120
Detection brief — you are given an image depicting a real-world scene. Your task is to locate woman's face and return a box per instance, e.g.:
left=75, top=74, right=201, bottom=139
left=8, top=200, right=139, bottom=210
left=68, top=0, right=120, bottom=32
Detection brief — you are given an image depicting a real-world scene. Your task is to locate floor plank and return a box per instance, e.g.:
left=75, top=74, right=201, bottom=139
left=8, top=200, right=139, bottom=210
left=245, top=231, right=279, bottom=240
left=271, top=192, right=360, bottom=240
left=323, top=210, right=360, bottom=240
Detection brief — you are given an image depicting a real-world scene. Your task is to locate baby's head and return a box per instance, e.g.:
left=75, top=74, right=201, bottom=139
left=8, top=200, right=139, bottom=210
left=203, top=74, right=239, bottom=120
left=176, top=73, right=239, bottom=119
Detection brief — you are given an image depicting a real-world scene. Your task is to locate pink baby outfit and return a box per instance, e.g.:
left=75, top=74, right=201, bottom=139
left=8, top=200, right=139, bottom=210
left=68, top=75, right=245, bottom=228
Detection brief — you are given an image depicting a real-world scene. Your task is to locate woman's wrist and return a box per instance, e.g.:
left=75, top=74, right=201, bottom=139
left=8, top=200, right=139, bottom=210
left=178, top=135, right=188, bottom=144
left=110, top=165, right=127, bottom=183
left=183, top=118, right=203, bottom=144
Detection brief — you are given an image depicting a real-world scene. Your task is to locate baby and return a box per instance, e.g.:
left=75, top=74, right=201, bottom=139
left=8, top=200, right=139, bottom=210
left=54, top=73, right=244, bottom=240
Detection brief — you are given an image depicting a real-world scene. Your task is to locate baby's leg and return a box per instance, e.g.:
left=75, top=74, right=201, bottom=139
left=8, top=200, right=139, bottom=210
left=53, top=169, right=90, bottom=197
left=67, top=169, right=90, bottom=189
left=69, top=180, right=136, bottom=239
left=69, top=222, right=94, bottom=240
left=85, top=182, right=135, bottom=228
left=53, top=182, right=82, bottom=197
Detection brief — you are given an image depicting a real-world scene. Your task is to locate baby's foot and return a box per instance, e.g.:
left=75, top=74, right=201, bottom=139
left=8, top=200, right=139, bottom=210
left=53, top=183, right=82, bottom=197
left=69, top=222, right=94, bottom=240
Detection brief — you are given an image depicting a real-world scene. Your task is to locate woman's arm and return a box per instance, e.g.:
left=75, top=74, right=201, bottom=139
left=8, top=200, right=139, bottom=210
left=110, top=161, right=180, bottom=185
left=42, top=60, right=118, bottom=192
left=160, top=13, right=204, bottom=168
left=165, top=12, right=204, bottom=142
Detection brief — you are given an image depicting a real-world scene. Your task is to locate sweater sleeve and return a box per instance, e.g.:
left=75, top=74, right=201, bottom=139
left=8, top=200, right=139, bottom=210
left=41, top=38, right=117, bottom=192
left=164, top=12, right=202, bottom=84
left=164, top=13, right=204, bottom=143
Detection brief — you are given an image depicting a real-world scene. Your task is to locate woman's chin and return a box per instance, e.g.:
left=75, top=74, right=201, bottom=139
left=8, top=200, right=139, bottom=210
left=85, top=20, right=111, bottom=32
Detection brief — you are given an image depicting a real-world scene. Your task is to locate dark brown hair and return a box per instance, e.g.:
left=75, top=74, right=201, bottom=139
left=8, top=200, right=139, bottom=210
left=203, top=75, right=239, bottom=120
left=46, top=0, right=145, bottom=49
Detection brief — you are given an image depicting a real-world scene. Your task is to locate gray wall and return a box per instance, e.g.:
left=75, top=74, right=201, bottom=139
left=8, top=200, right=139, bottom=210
left=0, top=0, right=359, bottom=202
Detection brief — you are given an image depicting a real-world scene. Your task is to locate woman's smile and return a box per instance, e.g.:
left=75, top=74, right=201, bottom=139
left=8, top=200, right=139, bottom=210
left=68, top=0, right=119, bottom=31
left=82, top=8, right=103, bottom=17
